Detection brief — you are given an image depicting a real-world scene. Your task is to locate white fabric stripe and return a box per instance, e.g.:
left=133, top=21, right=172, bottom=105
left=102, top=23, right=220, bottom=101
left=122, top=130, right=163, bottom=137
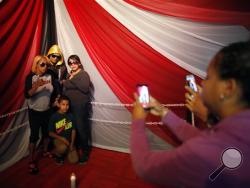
left=96, top=0, right=250, bottom=78
left=54, top=0, right=172, bottom=152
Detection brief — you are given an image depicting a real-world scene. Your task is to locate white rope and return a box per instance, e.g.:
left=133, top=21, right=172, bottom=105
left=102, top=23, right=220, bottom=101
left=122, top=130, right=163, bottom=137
left=0, top=121, right=29, bottom=136
left=0, top=102, right=185, bottom=119
left=90, top=118, right=163, bottom=125
left=163, top=104, right=185, bottom=107
left=0, top=118, right=163, bottom=136
left=91, top=101, right=133, bottom=107
left=0, top=102, right=189, bottom=135
left=0, top=107, right=28, bottom=119
left=90, top=118, right=130, bottom=125
left=91, top=101, right=185, bottom=107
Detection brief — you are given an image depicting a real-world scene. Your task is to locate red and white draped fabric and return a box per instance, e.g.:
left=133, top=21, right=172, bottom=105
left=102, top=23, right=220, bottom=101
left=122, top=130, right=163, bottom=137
left=124, top=0, right=250, bottom=27
left=0, top=0, right=43, bottom=129
left=56, top=0, right=249, bottom=151
left=0, top=0, right=44, bottom=171
left=0, top=0, right=249, bottom=171
left=95, top=0, right=250, bottom=78
left=55, top=0, right=179, bottom=153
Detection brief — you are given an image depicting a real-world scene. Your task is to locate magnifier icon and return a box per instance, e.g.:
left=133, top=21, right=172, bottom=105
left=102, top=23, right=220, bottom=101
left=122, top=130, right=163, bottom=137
left=209, top=148, right=242, bottom=181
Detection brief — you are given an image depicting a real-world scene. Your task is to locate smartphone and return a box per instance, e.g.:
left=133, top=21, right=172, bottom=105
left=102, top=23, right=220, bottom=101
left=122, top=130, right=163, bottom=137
left=186, top=74, right=198, bottom=92
left=136, top=84, right=150, bottom=109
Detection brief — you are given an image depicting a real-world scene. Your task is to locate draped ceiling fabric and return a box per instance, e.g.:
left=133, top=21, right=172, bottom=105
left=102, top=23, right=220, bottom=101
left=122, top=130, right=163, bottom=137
left=0, top=0, right=250, bottom=171
left=96, top=0, right=250, bottom=78
left=124, top=0, right=250, bottom=28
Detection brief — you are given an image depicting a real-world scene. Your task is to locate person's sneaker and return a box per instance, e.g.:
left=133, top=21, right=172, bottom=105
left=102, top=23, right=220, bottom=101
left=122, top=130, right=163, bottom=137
left=55, top=156, right=64, bottom=165
left=79, top=154, right=88, bottom=165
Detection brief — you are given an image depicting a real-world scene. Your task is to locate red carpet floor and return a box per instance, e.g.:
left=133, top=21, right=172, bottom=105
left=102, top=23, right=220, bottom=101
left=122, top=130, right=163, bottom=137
left=0, top=147, right=166, bottom=188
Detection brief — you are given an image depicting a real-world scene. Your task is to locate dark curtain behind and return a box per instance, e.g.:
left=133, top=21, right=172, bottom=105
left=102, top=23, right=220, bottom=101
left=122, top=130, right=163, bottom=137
left=41, top=0, right=58, bottom=55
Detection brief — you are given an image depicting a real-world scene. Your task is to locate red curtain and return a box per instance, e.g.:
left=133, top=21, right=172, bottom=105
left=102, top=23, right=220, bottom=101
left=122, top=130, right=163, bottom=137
left=124, top=0, right=250, bottom=27
left=0, top=0, right=44, bottom=131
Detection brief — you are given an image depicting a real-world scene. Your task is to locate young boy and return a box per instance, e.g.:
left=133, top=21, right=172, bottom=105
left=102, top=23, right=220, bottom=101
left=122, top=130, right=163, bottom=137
left=49, top=95, right=79, bottom=164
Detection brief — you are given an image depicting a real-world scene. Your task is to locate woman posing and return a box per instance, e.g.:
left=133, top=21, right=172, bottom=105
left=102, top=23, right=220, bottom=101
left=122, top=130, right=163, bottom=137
left=63, top=55, right=93, bottom=164
left=25, top=55, right=58, bottom=174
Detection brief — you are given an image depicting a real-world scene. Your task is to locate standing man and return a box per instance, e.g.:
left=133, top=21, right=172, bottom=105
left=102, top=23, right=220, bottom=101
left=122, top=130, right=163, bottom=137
left=47, top=44, right=68, bottom=87
left=47, top=44, right=68, bottom=102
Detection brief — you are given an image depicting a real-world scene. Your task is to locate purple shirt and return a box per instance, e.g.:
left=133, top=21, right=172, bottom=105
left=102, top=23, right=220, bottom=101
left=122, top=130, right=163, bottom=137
left=130, top=110, right=250, bottom=188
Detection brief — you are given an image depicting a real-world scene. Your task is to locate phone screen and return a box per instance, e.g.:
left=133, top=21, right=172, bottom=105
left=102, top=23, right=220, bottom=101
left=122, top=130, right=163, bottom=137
left=186, top=75, right=198, bottom=92
left=137, top=84, right=150, bottom=109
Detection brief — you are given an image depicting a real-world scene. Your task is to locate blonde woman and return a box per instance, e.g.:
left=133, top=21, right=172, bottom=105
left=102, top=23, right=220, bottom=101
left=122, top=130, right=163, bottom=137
left=24, top=55, right=59, bottom=174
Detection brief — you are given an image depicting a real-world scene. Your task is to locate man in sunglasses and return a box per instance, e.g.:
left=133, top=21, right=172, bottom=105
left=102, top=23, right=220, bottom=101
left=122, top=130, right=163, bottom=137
left=47, top=44, right=68, bottom=85
left=47, top=44, right=68, bottom=101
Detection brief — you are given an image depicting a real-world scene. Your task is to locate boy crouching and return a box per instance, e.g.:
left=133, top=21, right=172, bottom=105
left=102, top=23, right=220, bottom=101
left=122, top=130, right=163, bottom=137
left=49, top=95, right=79, bottom=164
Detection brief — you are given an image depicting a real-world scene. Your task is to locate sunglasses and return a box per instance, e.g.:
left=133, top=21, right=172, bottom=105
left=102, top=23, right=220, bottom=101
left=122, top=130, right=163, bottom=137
left=68, top=61, right=78, bottom=66
left=38, top=62, right=47, bottom=67
left=51, top=54, right=61, bottom=59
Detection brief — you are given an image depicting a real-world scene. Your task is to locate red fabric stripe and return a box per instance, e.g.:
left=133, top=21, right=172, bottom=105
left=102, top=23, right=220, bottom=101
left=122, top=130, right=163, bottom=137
left=0, top=0, right=44, bottom=132
left=124, top=0, right=250, bottom=27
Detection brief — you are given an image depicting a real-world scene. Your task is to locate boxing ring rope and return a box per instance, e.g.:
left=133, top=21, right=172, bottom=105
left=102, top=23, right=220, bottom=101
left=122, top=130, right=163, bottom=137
left=0, top=102, right=193, bottom=136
